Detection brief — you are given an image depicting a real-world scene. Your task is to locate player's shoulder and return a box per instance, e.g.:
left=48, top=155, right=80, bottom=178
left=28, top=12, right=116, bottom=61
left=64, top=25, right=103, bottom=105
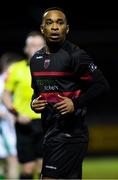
left=63, top=40, right=85, bottom=55
left=8, top=59, right=27, bottom=74
left=30, top=47, right=46, bottom=62
left=10, top=59, right=26, bottom=69
left=64, top=41, right=93, bottom=65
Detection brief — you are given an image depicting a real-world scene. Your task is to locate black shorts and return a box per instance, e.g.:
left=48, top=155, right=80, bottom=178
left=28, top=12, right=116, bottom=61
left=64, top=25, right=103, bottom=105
left=15, top=119, right=43, bottom=164
left=42, top=133, right=88, bottom=179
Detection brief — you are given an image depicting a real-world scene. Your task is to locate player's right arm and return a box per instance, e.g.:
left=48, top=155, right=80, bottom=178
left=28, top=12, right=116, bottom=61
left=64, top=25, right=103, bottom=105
left=3, top=85, right=31, bottom=124
left=3, top=66, right=19, bottom=117
left=3, top=66, right=31, bottom=124
left=3, top=89, right=18, bottom=116
left=30, top=53, right=47, bottom=113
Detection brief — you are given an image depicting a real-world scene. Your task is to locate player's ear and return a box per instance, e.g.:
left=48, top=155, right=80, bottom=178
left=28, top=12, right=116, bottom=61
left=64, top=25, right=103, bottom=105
left=66, top=25, right=69, bottom=34
left=40, top=25, right=44, bottom=34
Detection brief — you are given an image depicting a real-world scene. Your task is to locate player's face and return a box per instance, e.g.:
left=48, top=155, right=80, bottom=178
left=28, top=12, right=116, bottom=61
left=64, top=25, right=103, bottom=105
left=41, top=10, right=69, bottom=43
left=24, top=36, right=45, bottom=58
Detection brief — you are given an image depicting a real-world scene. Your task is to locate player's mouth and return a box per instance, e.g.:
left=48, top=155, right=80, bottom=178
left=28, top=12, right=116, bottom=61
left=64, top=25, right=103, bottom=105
left=50, top=33, right=60, bottom=40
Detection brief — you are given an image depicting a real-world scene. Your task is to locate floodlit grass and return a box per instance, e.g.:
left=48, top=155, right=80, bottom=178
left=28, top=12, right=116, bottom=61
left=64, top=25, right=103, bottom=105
left=83, top=157, right=118, bottom=179
left=1, top=157, right=118, bottom=179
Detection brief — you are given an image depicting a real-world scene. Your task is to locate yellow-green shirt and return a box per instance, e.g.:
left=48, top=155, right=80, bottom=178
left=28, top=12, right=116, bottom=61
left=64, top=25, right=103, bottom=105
left=5, top=60, right=41, bottom=119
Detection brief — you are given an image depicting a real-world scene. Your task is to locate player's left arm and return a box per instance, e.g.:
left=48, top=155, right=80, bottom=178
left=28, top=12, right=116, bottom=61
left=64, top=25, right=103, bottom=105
left=72, top=50, right=110, bottom=110
left=54, top=50, right=110, bottom=114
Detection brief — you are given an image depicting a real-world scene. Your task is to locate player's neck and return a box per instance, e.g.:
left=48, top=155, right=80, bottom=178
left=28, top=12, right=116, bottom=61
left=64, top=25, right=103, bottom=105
left=46, top=39, right=65, bottom=53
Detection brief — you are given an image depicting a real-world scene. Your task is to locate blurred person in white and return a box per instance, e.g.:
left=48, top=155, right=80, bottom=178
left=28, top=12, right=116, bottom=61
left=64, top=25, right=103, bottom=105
left=3, top=31, right=45, bottom=179
left=0, top=52, right=22, bottom=179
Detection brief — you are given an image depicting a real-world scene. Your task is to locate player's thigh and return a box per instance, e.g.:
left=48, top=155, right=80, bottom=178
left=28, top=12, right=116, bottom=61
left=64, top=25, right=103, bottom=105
left=42, top=138, right=88, bottom=179
left=16, top=130, right=36, bottom=163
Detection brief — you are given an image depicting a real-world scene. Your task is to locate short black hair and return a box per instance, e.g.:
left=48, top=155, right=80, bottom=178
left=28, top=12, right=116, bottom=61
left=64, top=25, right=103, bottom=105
left=42, top=7, right=67, bottom=23
left=43, top=7, right=65, bottom=15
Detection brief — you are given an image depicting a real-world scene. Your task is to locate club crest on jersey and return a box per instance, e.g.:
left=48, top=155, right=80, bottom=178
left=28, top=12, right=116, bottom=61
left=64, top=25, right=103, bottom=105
left=89, top=63, right=97, bottom=72
left=44, top=59, right=50, bottom=69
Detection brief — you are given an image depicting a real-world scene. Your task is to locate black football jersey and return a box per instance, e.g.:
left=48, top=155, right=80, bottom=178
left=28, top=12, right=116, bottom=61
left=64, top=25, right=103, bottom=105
left=30, top=40, right=109, bottom=142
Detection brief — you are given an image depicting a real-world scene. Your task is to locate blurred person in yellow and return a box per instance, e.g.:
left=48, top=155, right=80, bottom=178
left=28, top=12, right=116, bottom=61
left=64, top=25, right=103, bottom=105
left=0, top=52, right=22, bottom=179
left=3, top=31, right=45, bottom=179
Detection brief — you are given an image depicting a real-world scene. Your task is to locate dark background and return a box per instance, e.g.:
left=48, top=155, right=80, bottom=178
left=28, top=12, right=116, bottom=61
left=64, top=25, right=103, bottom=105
left=0, top=1, right=118, bottom=152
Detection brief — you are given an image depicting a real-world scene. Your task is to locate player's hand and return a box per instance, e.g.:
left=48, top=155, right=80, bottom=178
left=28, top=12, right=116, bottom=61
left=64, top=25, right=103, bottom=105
left=17, top=115, right=31, bottom=124
left=54, top=95, right=74, bottom=115
left=31, top=95, right=47, bottom=112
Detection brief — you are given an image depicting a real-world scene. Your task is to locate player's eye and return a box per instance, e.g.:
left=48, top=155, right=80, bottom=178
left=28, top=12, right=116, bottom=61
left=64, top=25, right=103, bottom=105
left=58, top=21, right=64, bottom=25
left=46, top=21, right=52, bottom=25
